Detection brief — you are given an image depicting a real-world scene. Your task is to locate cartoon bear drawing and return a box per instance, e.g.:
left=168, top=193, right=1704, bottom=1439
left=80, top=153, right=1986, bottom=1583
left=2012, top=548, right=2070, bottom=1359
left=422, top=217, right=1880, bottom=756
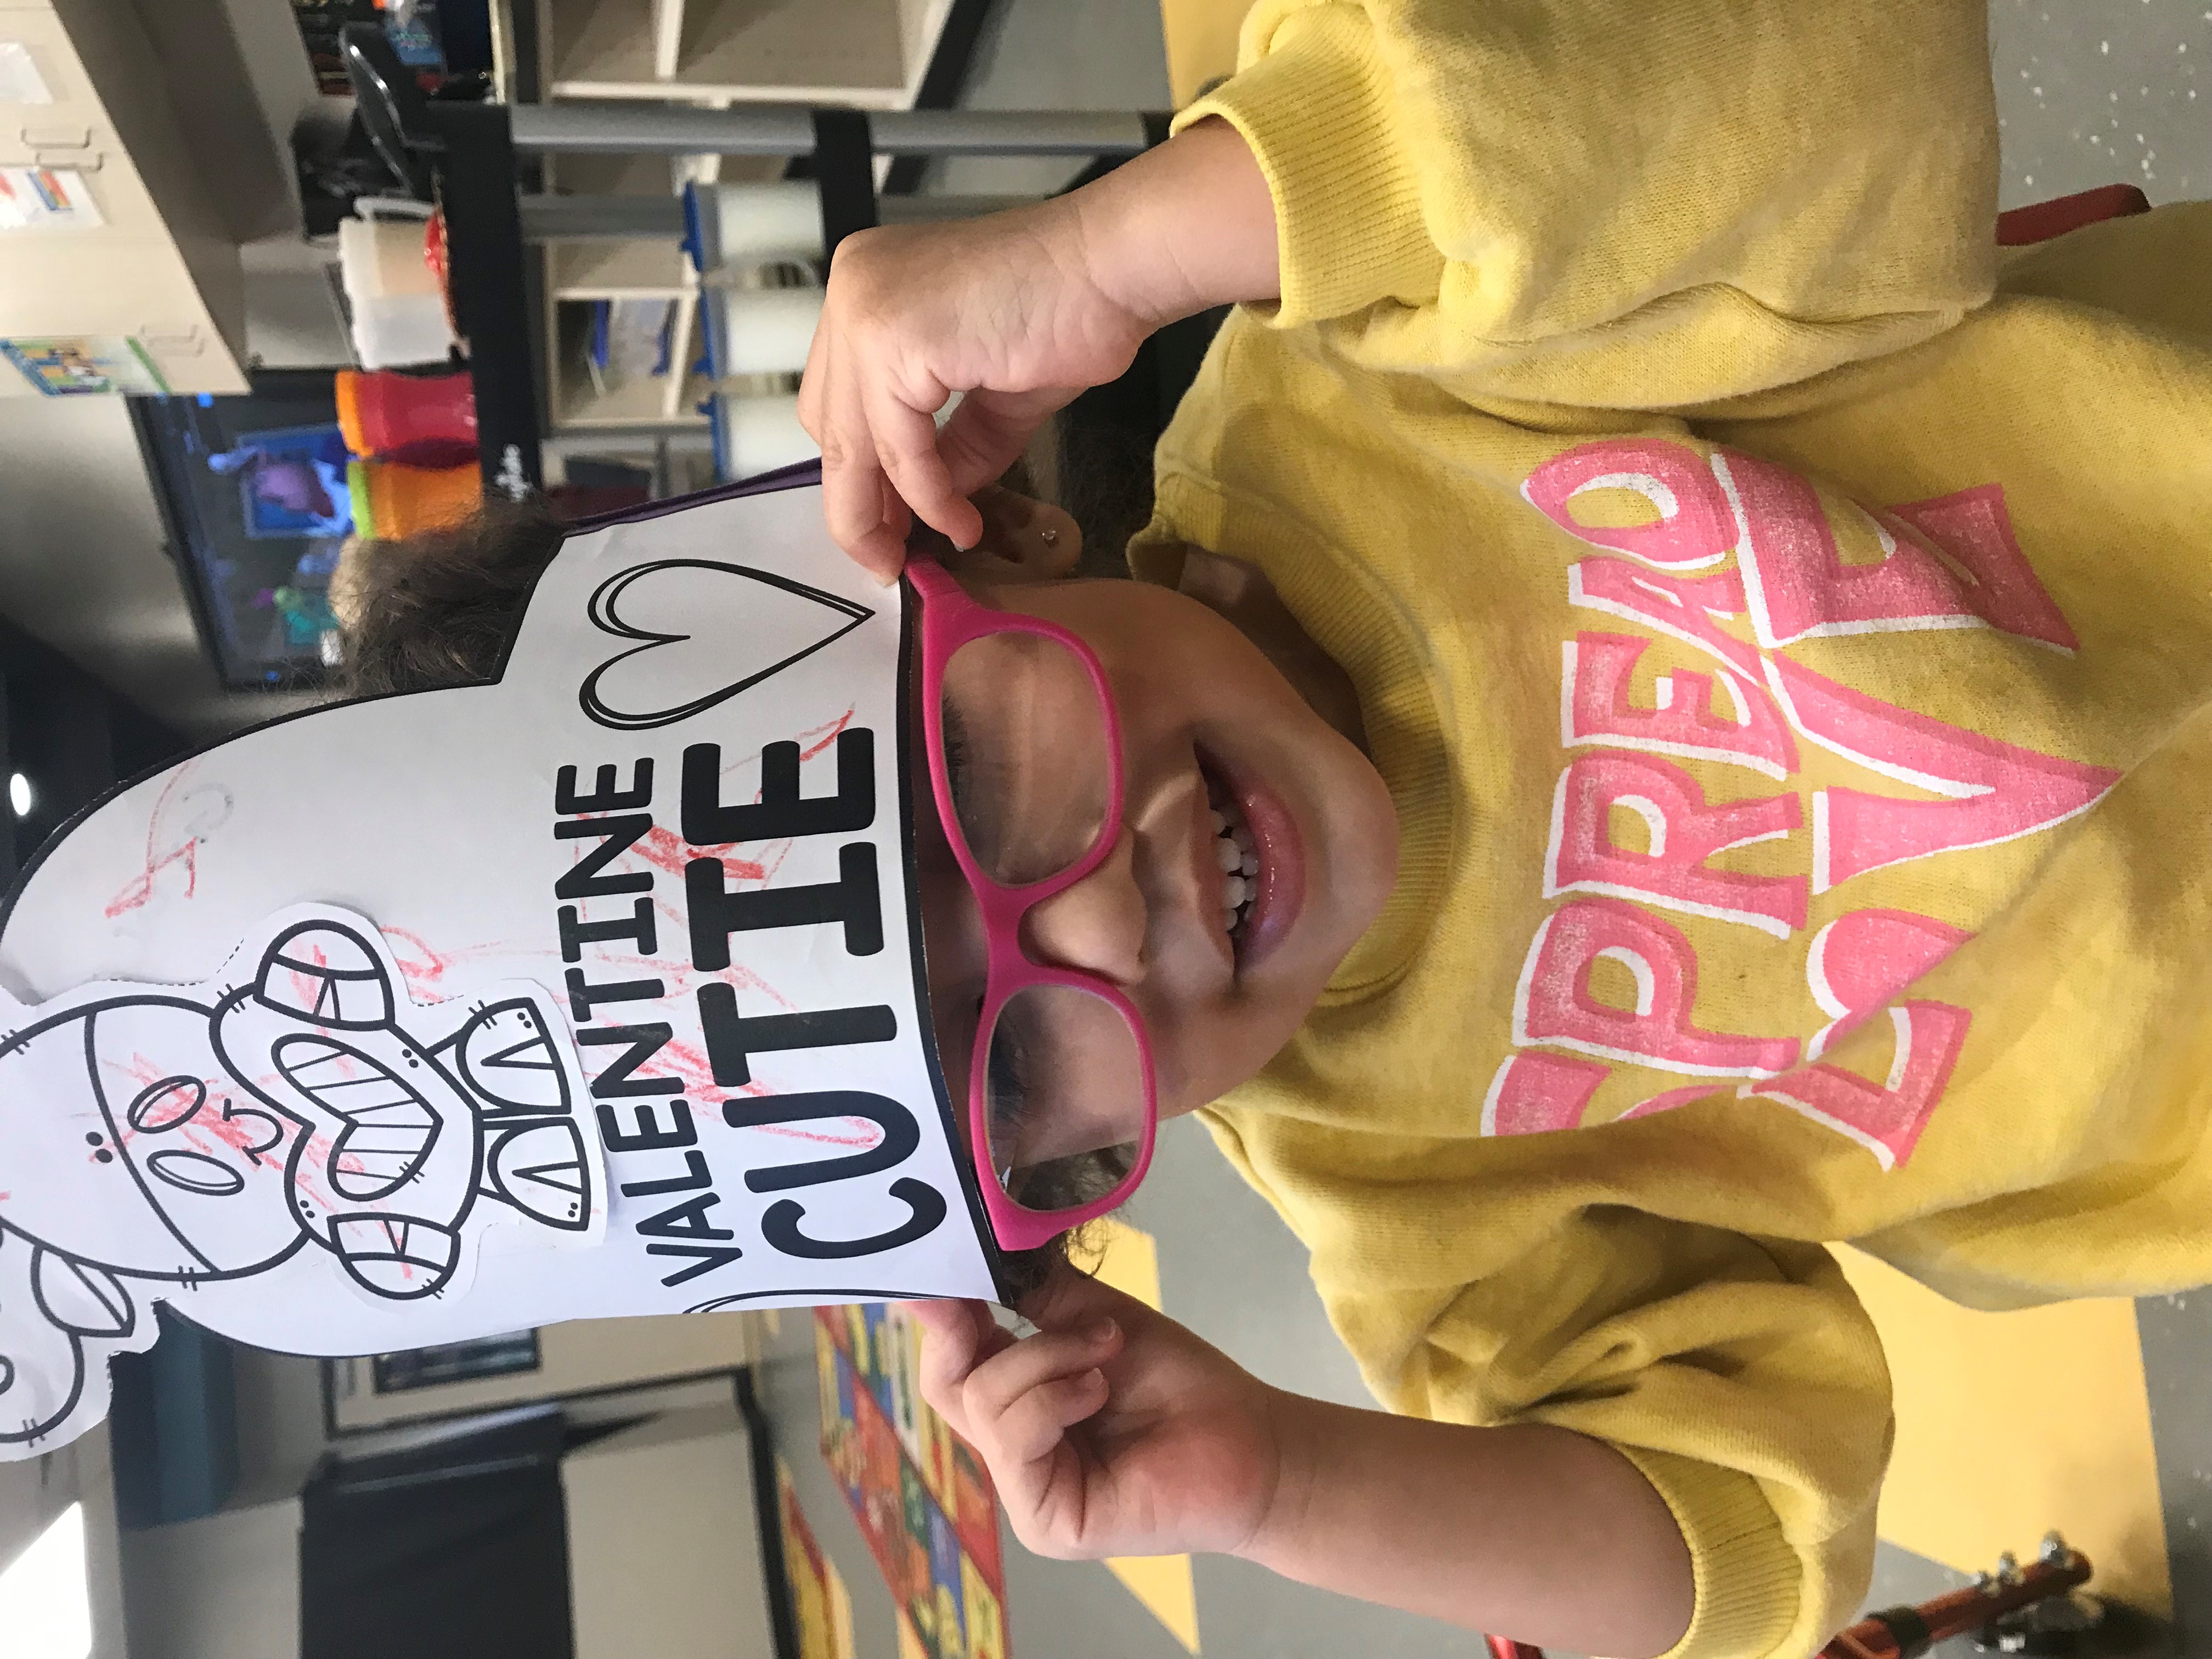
left=0, top=914, right=595, bottom=1447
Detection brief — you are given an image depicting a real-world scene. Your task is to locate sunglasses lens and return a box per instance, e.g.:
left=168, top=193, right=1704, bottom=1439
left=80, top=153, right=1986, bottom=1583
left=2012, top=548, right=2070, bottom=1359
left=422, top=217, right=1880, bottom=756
left=983, top=983, right=1146, bottom=1215
left=938, top=631, right=1113, bottom=886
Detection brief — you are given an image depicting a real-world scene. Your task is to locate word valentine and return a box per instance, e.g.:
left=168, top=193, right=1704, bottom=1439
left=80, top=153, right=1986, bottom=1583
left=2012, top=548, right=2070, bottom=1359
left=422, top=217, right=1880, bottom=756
left=552, top=733, right=946, bottom=1286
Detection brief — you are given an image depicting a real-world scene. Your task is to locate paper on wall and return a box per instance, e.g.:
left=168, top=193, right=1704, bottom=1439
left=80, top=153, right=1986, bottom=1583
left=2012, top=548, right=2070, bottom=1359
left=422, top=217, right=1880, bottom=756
left=0, top=43, right=54, bottom=105
left=0, top=167, right=102, bottom=232
left=1, top=336, right=165, bottom=397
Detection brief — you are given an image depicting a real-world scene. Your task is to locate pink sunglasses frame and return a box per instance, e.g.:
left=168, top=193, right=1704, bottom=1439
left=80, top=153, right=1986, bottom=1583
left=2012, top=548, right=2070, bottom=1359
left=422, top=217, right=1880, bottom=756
left=904, top=556, right=1159, bottom=1253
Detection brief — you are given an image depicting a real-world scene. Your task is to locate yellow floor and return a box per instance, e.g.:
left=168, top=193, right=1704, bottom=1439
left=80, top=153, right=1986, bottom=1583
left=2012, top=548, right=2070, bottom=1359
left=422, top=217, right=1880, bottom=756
left=1159, top=0, right=1245, bottom=103
left=1836, top=1249, right=2169, bottom=1615
left=1084, top=1219, right=1205, bottom=1653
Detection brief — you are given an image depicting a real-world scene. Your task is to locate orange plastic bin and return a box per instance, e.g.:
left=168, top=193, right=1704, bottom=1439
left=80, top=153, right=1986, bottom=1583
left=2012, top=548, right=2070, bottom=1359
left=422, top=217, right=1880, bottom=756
left=347, top=458, right=481, bottom=540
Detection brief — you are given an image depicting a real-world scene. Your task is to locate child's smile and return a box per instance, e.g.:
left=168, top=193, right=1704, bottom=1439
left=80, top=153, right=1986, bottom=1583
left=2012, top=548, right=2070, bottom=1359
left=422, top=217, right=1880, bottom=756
left=1198, top=744, right=1303, bottom=968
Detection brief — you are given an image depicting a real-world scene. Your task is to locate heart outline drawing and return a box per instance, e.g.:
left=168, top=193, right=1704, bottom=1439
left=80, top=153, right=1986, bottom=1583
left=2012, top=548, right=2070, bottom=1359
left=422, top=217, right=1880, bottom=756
left=577, top=558, right=875, bottom=731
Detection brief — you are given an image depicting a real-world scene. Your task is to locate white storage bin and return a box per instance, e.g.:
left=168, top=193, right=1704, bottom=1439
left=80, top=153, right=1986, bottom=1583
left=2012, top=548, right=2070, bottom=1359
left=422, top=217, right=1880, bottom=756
left=337, top=202, right=456, bottom=369
left=699, top=285, right=823, bottom=379
left=707, top=392, right=818, bottom=481
left=681, top=180, right=825, bottom=274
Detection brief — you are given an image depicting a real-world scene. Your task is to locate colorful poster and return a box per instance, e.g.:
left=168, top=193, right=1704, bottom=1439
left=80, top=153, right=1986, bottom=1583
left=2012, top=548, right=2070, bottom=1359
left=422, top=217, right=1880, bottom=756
left=1, top=335, right=165, bottom=397
left=777, top=1457, right=857, bottom=1659
left=819, top=1305, right=1011, bottom=1659
left=0, top=167, right=103, bottom=232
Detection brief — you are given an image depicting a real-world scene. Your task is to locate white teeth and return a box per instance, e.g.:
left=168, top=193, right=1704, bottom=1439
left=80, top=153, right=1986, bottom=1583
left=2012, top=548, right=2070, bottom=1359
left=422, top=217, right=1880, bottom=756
left=1209, top=782, right=1261, bottom=938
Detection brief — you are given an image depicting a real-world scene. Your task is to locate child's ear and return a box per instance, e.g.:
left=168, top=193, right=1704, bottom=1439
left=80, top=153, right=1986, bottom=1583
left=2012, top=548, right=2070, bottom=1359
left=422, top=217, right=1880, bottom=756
left=939, top=487, right=1082, bottom=585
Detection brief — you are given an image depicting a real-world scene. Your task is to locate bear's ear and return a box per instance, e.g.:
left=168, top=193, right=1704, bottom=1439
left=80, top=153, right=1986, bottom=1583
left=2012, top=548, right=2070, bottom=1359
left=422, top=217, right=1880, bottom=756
left=253, top=921, right=395, bottom=1030
left=482, top=1120, right=592, bottom=1232
left=439, top=997, right=573, bottom=1119
left=33, top=1250, right=134, bottom=1339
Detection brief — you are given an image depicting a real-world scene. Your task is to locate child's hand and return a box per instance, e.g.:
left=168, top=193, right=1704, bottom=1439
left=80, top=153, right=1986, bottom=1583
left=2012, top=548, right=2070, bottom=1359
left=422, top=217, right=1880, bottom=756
left=909, top=1269, right=1288, bottom=1561
left=798, top=117, right=1279, bottom=582
left=798, top=205, right=1153, bottom=582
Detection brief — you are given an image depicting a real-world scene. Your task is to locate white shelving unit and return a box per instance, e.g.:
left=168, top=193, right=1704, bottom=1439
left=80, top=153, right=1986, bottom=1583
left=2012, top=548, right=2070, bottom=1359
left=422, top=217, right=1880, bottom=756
left=531, top=0, right=956, bottom=445
left=539, top=0, right=955, bottom=107
left=542, top=150, right=702, bottom=430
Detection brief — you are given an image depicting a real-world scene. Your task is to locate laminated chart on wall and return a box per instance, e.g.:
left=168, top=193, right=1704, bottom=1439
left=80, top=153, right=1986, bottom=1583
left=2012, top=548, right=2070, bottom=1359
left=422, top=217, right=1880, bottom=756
left=817, top=1305, right=1008, bottom=1659
left=778, top=1455, right=858, bottom=1659
left=0, top=167, right=102, bottom=232
left=1, top=334, right=165, bottom=396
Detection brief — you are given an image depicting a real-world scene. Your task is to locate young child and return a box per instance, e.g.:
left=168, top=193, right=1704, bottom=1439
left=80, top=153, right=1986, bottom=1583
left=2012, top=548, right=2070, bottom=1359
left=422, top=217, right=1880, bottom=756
left=353, top=4, right=2212, bottom=1657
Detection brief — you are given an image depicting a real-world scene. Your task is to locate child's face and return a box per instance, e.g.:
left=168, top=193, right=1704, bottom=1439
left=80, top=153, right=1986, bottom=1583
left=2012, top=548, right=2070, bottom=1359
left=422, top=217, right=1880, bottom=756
left=912, top=495, right=1398, bottom=1166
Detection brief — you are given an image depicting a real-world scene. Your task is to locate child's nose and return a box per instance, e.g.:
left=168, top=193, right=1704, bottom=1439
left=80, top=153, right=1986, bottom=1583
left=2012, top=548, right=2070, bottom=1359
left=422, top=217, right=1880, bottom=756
left=1019, top=829, right=1147, bottom=985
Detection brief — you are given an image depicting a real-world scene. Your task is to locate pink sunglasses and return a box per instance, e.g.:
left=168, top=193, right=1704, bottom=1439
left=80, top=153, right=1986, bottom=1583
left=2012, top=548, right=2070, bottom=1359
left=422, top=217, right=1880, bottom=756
left=905, top=556, right=1158, bottom=1253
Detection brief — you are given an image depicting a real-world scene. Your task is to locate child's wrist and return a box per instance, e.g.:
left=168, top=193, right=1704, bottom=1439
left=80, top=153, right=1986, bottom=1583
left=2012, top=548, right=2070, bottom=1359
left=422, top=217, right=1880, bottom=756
left=1059, top=182, right=1186, bottom=331
left=1063, top=117, right=1281, bottom=331
left=1228, top=1385, right=1335, bottom=1570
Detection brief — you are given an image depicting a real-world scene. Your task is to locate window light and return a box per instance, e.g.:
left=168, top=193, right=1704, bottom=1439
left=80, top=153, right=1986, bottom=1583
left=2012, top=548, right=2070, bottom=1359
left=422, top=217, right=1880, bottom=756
left=0, top=1502, right=92, bottom=1659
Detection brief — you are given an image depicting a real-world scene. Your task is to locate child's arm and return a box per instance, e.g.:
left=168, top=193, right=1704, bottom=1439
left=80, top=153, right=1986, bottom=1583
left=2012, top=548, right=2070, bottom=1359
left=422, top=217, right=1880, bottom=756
left=912, top=1273, right=1696, bottom=1659
left=1174, top=0, right=1998, bottom=407
left=798, top=117, right=1278, bottom=579
left=805, top=0, right=1999, bottom=572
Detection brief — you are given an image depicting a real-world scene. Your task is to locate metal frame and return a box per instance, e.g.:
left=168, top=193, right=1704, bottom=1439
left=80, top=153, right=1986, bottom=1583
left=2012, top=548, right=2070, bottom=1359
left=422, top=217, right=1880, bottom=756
left=507, top=103, right=1155, bottom=157
left=318, top=1348, right=755, bottom=1440
left=342, top=25, right=1163, bottom=499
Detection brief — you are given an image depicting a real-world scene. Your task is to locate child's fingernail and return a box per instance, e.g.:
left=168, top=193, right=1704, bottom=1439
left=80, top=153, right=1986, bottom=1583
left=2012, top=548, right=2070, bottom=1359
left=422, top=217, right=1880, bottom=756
left=1085, top=1317, right=1119, bottom=1346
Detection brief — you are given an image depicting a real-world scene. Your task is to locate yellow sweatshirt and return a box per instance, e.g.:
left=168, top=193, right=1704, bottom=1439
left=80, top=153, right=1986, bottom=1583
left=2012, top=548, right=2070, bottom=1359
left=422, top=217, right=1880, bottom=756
left=1125, top=5, right=2212, bottom=1658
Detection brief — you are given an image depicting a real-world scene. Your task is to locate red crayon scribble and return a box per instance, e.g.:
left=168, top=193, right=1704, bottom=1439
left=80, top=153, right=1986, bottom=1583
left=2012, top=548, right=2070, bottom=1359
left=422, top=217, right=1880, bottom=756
left=798, top=707, right=857, bottom=761
left=104, top=769, right=209, bottom=918
left=383, top=927, right=457, bottom=997
left=633, top=823, right=767, bottom=885
left=282, top=936, right=333, bottom=1019
left=382, top=929, right=529, bottom=1004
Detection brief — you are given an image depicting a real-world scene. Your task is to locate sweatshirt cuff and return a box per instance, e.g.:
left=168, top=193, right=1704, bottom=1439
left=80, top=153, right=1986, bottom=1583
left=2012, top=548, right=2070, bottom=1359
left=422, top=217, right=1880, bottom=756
left=1616, top=1448, right=1804, bottom=1659
left=1170, top=3, right=1440, bottom=330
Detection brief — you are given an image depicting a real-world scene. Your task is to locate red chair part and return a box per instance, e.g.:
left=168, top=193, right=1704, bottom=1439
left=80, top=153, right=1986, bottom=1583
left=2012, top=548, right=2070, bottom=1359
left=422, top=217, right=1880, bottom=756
left=1996, top=183, right=2151, bottom=246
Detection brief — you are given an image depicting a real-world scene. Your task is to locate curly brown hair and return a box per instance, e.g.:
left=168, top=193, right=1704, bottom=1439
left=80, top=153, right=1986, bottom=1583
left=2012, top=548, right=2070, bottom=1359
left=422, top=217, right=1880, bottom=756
left=338, top=491, right=1118, bottom=1307
left=339, top=497, right=569, bottom=696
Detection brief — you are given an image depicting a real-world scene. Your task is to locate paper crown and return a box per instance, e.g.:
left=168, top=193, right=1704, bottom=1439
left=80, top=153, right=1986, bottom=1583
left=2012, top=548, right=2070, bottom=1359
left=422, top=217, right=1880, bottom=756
left=0, top=471, right=998, bottom=1457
